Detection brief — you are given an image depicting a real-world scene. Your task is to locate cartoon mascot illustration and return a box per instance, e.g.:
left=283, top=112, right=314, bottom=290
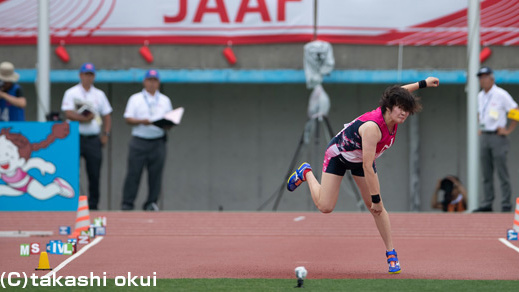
left=0, top=122, right=74, bottom=200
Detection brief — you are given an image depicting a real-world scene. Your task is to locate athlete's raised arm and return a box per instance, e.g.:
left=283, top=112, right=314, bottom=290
left=402, top=77, right=440, bottom=93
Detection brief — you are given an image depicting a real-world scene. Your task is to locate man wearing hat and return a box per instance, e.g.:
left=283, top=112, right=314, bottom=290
left=61, top=62, right=113, bottom=210
left=474, top=67, right=518, bottom=212
left=121, top=69, right=173, bottom=211
left=0, top=62, right=26, bottom=121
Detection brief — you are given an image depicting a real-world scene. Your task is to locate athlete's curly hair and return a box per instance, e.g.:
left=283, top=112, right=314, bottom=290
left=379, top=85, right=422, bottom=115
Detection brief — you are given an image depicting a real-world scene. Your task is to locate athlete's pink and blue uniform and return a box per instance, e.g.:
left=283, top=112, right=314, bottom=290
left=323, top=107, right=397, bottom=177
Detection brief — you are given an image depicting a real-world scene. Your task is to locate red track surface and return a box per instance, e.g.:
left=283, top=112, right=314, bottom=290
left=1, top=212, right=518, bottom=280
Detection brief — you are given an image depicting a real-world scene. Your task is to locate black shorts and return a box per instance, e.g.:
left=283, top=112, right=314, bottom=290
left=323, top=138, right=376, bottom=177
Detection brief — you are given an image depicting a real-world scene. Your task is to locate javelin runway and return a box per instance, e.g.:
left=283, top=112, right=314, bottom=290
left=1, top=212, right=518, bottom=280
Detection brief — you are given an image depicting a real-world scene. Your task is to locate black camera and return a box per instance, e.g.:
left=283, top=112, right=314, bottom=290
left=46, top=111, right=63, bottom=122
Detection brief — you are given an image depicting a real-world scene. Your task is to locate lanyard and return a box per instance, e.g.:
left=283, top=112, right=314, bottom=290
left=142, top=90, right=157, bottom=116
left=481, top=92, right=493, bottom=121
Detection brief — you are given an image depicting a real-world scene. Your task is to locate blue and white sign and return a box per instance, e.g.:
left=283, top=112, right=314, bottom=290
left=59, top=226, right=71, bottom=235
left=0, top=122, right=79, bottom=211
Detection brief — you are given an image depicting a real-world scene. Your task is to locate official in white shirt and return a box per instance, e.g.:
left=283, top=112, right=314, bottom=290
left=474, top=67, right=518, bottom=212
left=61, top=62, right=113, bottom=210
left=122, top=69, right=173, bottom=211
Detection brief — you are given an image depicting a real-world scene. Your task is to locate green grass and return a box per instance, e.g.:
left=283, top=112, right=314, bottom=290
left=5, top=279, right=519, bottom=291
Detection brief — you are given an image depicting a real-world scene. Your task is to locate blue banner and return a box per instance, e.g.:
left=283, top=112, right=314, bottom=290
left=0, top=122, right=79, bottom=211
left=16, top=69, right=519, bottom=84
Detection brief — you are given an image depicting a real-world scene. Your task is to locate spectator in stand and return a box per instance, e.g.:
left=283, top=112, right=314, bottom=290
left=431, top=176, right=467, bottom=212
left=0, top=62, right=26, bottom=121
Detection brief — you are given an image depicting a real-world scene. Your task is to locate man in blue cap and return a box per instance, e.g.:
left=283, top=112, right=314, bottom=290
left=61, top=62, right=113, bottom=210
left=474, top=67, right=518, bottom=212
left=121, top=69, right=173, bottom=211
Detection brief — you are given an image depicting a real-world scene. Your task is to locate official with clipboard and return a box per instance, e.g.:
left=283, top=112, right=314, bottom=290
left=121, top=69, right=181, bottom=211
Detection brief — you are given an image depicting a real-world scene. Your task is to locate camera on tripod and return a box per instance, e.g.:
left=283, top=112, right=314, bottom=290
left=304, top=40, right=334, bottom=90
left=304, top=40, right=334, bottom=119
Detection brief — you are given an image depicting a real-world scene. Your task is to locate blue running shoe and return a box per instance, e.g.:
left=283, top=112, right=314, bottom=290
left=297, top=163, right=312, bottom=181
left=287, top=163, right=312, bottom=192
left=386, top=249, right=401, bottom=274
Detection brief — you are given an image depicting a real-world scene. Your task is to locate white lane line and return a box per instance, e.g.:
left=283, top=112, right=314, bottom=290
left=294, top=216, right=306, bottom=222
left=498, top=238, right=519, bottom=254
left=0, top=231, right=53, bottom=237
left=43, top=236, right=104, bottom=278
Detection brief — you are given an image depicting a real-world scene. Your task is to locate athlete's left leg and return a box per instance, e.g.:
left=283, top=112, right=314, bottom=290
left=352, top=174, right=401, bottom=273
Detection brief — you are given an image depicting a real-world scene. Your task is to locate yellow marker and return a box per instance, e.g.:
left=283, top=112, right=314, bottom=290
left=508, top=108, right=519, bottom=121
left=35, top=252, right=52, bottom=270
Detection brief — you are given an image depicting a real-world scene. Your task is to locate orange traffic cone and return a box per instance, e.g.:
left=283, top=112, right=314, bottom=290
left=513, top=198, right=519, bottom=232
left=35, top=252, right=52, bottom=270
left=69, top=196, right=90, bottom=238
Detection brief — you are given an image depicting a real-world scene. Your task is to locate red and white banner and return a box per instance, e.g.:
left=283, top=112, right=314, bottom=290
left=1, top=0, right=518, bottom=45
left=0, top=0, right=314, bottom=45
left=317, top=0, right=519, bottom=46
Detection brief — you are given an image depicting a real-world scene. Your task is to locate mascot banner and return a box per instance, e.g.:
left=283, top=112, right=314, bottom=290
left=0, top=122, right=79, bottom=211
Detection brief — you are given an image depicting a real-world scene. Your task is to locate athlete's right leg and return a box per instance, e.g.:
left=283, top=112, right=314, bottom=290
left=287, top=140, right=345, bottom=213
left=306, top=142, right=346, bottom=213
left=306, top=171, right=342, bottom=213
